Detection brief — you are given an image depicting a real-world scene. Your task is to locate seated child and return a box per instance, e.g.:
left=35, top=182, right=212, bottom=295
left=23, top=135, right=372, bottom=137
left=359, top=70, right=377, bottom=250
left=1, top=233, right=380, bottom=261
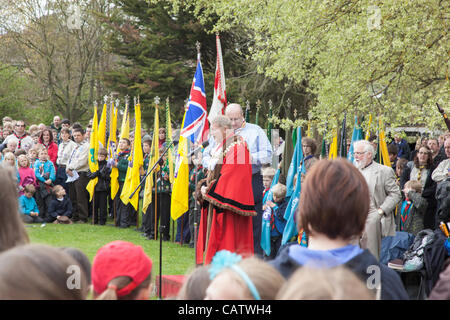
left=263, top=183, right=288, bottom=259
left=397, top=180, right=428, bottom=236
left=47, top=185, right=73, bottom=224
left=19, top=184, right=44, bottom=224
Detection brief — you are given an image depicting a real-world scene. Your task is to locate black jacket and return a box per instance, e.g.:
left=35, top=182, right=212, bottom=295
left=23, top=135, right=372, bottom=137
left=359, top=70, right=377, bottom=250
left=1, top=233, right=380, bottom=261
left=87, top=160, right=111, bottom=192
left=270, top=244, right=409, bottom=300
left=47, top=196, right=73, bottom=219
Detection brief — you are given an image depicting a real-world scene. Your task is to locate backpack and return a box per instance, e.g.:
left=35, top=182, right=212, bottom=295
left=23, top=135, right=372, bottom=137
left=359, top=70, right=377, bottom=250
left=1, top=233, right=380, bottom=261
left=402, top=229, right=435, bottom=271
left=421, top=229, right=449, bottom=297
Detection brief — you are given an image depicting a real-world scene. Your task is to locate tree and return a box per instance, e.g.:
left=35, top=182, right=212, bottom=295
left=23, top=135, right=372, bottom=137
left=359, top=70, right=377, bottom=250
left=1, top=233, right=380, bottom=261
left=165, top=0, right=450, bottom=132
left=100, top=0, right=221, bottom=126
left=0, top=0, right=113, bottom=123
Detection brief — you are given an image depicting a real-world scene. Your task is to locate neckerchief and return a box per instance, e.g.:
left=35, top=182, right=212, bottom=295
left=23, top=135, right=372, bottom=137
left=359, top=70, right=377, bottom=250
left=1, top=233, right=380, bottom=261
left=118, top=149, right=130, bottom=158
left=400, top=199, right=413, bottom=231
left=14, top=132, right=28, bottom=149
left=417, top=165, right=425, bottom=182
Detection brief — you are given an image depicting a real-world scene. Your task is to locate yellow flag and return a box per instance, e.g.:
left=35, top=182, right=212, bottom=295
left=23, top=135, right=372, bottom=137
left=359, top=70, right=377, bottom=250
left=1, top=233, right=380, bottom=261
left=111, top=103, right=129, bottom=200
left=379, top=120, right=391, bottom=167
left=165, top=99, right=175, bottom=184
left=170, top=113, right=189, bottom=220
left=142, top=104, right=160, bottom=213
left=328, top=130, right=338, bottom=159
left=120, top=103, right=144, bottom=210
left=86, top=105, right=99, bottom=201
left=107, top=106, right=118, bottom=161
left=97, top=103, right=107, bottom=149
left=365, top=114, right=373, bottom=140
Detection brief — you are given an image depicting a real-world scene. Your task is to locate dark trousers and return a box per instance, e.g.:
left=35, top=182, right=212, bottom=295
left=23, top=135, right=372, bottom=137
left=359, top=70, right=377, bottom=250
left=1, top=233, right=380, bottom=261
left=55, top=166, right=68, bottom=194
left=251, top=172, right=264, bottom=257
left=35, top=183, right=52, bottom=220
left=93, top=191, right=108, bottom=225
left=149, top=192, right=171, bottom=240
left=176, top=211, right=191, bottom=243
left=188, top=197, right=200, bottom=246
left=21, top=214, right=44, bottom=224
left=115, top=182, right=135, bottom=228
left=69, top=172, right=90, bottom=222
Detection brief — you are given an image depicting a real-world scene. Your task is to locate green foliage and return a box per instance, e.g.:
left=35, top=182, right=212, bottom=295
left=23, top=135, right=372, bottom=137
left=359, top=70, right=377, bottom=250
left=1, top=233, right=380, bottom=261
left=101, top=0, right=220, bottom=126
left=0, top=64, right=29, bottom=119
left=165, top=0, right=450, bottom=132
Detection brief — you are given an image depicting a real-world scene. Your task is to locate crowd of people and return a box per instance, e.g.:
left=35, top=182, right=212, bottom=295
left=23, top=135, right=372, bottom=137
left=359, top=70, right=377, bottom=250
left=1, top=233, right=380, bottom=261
left=0, top=104, right=450, bottom=301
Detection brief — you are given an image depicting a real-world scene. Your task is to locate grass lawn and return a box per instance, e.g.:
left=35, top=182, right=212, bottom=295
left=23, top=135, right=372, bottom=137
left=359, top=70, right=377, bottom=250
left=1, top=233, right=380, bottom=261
left=26, top=217, right=196, bottom=277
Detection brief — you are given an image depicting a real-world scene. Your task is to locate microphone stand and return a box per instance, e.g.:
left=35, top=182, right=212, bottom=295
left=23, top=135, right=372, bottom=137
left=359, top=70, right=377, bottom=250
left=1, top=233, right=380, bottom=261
left=129, top=141, right=173, bottom=200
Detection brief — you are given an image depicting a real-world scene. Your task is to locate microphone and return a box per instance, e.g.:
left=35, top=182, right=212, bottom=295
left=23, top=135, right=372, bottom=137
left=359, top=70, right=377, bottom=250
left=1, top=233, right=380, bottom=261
left=188, top=140, right=209, bottom=157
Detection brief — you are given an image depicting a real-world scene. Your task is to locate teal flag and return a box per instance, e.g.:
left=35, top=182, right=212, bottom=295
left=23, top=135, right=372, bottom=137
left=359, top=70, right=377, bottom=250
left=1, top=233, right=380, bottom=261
left=260, top=169, right=281, bottom=256
left=282, top=128, right=305, bottom=245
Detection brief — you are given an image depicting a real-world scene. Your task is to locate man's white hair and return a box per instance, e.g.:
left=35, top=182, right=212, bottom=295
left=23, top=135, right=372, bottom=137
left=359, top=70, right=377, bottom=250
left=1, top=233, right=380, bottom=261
left=353, top=140, right=375, bottom=159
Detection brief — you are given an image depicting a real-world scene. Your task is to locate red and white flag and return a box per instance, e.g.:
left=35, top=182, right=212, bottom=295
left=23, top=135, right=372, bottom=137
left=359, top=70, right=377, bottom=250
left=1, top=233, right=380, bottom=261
left=208, top=34, right=227, bottom=123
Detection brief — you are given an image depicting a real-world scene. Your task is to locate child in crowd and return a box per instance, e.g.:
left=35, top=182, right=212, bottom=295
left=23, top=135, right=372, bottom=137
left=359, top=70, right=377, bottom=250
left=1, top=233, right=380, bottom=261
left=0, top=244, right=88, bottom=299
left=113, top=138, right=133, bottom=228
left=34, top=148, right=56, bottom=220
left=262, top=167, right=276, bottom=198
left=17, top=154, right=37, bottom=196
left=88, top=147, right=110, bottom=225
left=397, top=180, right=427, bottom=236
left=396, top=158, right=408, bottom=181
left=27, top=148, right=38, bottom=168
left=92, top=240, right=153, bottom=300
left=47, top=185, right=73, bottom=224
left=2, top=152, right=20, bottom=183
left=18, top=184, right=43, bottom=224
left=276, top=266, right=374, bottom=300
left=205, top=250, right=285, bottom=300
left=154, top=147, right=172, bottom=241
left=6, top=140, right=17, bottom=153
left=177, top=266, right=211, bottom=300
left=263, top=183, right=288, bottom=259
left=140, top=139, right=152, bottom=236
left=2, top=151, right=16, bottom=167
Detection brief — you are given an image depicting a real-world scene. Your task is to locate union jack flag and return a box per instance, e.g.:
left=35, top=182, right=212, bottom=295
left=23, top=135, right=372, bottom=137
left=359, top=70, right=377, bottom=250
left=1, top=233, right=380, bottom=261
left=181, top=57, right=209, bottom=143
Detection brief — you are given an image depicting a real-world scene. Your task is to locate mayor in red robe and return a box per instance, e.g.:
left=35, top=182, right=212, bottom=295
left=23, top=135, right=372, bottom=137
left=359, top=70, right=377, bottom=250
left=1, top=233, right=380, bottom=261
left=196, top=116, right=255, bottom=265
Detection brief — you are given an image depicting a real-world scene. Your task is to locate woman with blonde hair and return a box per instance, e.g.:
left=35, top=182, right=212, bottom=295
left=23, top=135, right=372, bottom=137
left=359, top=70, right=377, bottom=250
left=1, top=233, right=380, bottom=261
left=276, top=266, right=374, bottom=300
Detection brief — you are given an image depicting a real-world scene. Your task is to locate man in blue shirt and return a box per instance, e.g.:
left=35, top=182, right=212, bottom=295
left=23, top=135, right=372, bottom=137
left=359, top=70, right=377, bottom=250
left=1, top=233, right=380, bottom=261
left=202, top=103, right=273, bottom=256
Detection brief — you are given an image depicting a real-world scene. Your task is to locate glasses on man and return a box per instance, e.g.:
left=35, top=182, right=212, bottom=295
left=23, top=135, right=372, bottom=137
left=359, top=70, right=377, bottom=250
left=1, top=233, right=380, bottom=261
left=354, top=151, right=368, bottom=156
left=16, top=124, right=25, bottom=127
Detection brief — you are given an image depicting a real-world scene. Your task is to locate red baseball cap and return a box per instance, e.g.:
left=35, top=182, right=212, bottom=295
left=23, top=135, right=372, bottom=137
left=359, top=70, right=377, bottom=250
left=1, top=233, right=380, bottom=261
left=92, top=241, right=153, bottom=297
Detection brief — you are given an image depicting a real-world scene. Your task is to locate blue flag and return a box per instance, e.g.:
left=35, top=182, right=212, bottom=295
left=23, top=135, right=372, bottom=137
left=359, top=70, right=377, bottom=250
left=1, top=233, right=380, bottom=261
left=347, top=116, right=363, bottom=163
left=282, top=127, right=305, bottom=245
left=260, top=169, right=281, bottom=256
left=285, top=128, right=303, bottom=198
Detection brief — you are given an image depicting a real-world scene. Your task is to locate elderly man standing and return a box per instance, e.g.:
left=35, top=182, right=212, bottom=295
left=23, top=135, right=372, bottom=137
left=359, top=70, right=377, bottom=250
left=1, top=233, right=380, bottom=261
left=203, top=103, right=273, bottom=256
left=353, top=140, right=402, bottom=260
left=2, top=120, right=34, bottom=152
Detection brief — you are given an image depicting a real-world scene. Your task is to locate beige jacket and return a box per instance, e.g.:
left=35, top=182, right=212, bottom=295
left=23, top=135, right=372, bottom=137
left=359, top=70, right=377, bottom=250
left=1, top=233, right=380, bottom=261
left=360, top=161, right=402, bottom=237
left=67, top=141, right=89, bottom=173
